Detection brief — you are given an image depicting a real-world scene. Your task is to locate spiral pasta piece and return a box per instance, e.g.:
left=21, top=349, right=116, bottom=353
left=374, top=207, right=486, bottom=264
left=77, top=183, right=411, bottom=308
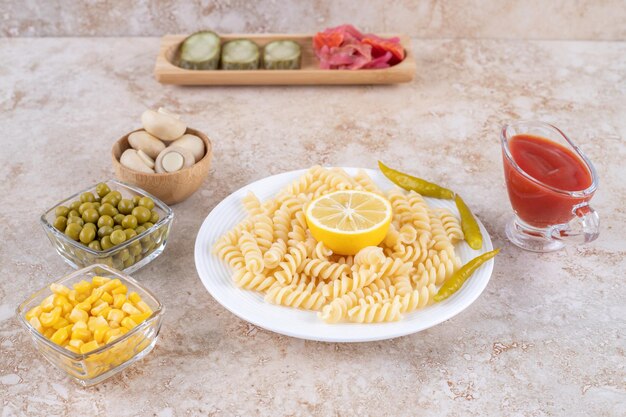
left=252, top=214, right=273, bottom=252
left=391, top=275, right=413, bottom=296
left=394, top=285, right=434, bottom=313
left=383, top=222, right=401, bottom=247
left=387, top=188, right=414, bottom=225
left=354, top=246, right=385, bottom=267
left=310, top=165, right=354, bottom=191
left=274, top=242, right=307, bottom=285
left=398, top=223, right=418, bottom=244
left=242, top=192, right=263, bottom=217
left=265, top=282, right=327, bottom=311
left=374, top=257, right=412, bottom=279
left=435, top=208, right=464, bottom=243
left=239, top=231, right=264, bottom=274
left=302, top=259, right=350, bottom=281
left=215, top=243, right=245, bottom=270
left=347, top=299, right=403, bottom=323
left=406, top=191, right=431, bottom=237
left=428, top=209, right=454, bottom=251
left=233, top=269, right=276, bottom=292
left=263, top=239, right=287, bottom=269
left=354, top=169, right=384, bottom=195
left=311, top=241, right=333, bottom=260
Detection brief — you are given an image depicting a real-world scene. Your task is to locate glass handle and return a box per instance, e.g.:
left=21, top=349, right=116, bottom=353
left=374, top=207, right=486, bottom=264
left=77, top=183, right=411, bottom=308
left=549, top=203, right=600, bottom=244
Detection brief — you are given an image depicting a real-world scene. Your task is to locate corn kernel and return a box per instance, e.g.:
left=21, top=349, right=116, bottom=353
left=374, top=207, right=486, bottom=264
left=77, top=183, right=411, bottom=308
left=80, top=340, right=100, bottom=353
left=40, top=306, right=61, bottom=327
left=88, top=316, right=108, bottom=331
left=135, top=300, right=153, bottom=315
left=92, top=298, right=106, bottom=307
left=85, top=287, right=104, bottom=304
left=68, top=339, right=84, bottom=348
left=113, top=294, right=126, bottom=309
left=90, top=303, right=109, bottom=316
left=65, top=345, right=80, bottom=354
left=52, top=318, right=70, bottom=330
left=75, top=300, right=92, bottom=311
left=129, top=313, right=151, bottom=323
left=29, top=317, right=43, bottom=333
left=128, top=292, right=141, bottom=304
left=75, top=293, right=87, bottom=303
left=107, top=309, right=124, bottom=323
left=43, top=328, right=55, bottom=338
left=50, top=327, right=69, bottom=345
left=106, top=335, right=121, bottom=344
left=121, top=302, right=141, bottom=315
left=73, top=280, right=92, bottom=293
left=25, top=306, right=43, bottom=321
left=119, top=327, right=130, bottom=335
left=60, top=301, right=73, bottom=315
left=71, top=328, right=92, bottom=342
left=68, top=290, right=78, bottom=304
left=100, top=278, right=122, bottom=293
left=100, top=292, right=113, bottom=304
left=40, top=294, right=56, bottom=312
left=111, top=284, right=128, bottom=295
left=72, top=320, right=88, bottom=332
left=53, top=294, right=69, bottom=306
left=121, top=317, right=137, bottom=330
left=92, top=276, right=111, bottom=287
left=94, top=325, right=110, bottom=343
left=109, top=321, right=120, bottom=329
left=50, top=283, right=71, bottom=296
left=69, top=307, right=89, bottom=323
left=96, top=306, right=112, bottom=319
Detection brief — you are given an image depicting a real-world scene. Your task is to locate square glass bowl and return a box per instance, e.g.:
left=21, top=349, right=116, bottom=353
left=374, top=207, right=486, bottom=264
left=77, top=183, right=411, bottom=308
left=41, top=179, right=174, bottom=273
left=16, top=264, right=164, bottom=386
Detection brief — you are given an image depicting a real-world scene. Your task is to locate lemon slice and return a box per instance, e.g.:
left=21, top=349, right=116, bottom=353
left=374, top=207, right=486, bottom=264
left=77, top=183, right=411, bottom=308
left=305, top=190, right=392, bottom=255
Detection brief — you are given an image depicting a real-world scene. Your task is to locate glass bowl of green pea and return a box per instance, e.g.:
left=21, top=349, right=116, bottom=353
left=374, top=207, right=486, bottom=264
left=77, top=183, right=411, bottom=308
left=40, top=180, right=174, bottom=273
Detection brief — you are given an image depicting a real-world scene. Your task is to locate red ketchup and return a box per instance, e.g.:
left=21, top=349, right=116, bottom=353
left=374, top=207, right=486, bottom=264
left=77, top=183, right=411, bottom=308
left=503, top=134, right=593, bottom=228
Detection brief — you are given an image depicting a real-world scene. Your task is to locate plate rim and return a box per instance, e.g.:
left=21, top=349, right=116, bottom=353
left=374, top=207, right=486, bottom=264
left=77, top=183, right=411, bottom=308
left=194, top=167, right=495, bottom=342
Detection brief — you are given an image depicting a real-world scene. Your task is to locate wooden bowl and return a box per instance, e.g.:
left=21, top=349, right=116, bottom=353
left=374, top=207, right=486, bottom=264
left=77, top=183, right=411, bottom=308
left=112, top=128, right=212, bottom=205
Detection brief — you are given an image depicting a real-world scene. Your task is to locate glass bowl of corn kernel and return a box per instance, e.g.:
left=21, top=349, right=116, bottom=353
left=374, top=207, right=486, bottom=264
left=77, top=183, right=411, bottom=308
left=16, top=264, right=164, bottom=386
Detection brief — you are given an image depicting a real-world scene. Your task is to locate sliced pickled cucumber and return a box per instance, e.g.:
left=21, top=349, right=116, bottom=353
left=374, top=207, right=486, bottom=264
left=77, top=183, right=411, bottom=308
left=263, top=40, right=301, bottom=70
left=178, top=31, right=221, bottom=70
left=221, top=39, right=260, bottom=70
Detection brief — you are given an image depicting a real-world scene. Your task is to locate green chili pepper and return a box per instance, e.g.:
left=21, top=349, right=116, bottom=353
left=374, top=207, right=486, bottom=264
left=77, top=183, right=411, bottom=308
left=434, top=248, right=500, bottom=302
left=378, top=161, right=455, bottom=200
left=455, top=194, right=483, bottom=250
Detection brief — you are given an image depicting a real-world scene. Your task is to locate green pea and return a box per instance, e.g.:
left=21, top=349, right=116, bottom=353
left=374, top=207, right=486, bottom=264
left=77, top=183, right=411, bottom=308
left=123, top=254, right=136, bottom=269
left=92, top=202, right=101, bottom=210
left=79, top=227, right=96, bottom=244
left=110, top=230, right=127, bottom=245
left=129, top=242, right=142, bottom=256
left=80, top=192, right=96, bottom=203
left=135, top=226, right=146, bottom=235
left=78, top=202, right=94, bottom=215
left=82, top=208, right=99, bottom=224
left=101, top=235, right=114, bottom=250
left=83, top=222, right=97, bottom=232
left=138, top=197, right=155, bottom=210
left=114, top=214, right=125, bottom=225
left=68, top=209, right=80, bottom=218
left=97, top=215, right=114, bottom=228
left=118, top=248, right=130, bottom=262
left=88, top=240, right=102, bottom=251
left=113, top=225, right=123, bottom=231
left=53, top=216, right=67, bottom=232
left=117, top=199, right=134, bottom=215
left=122, top=215, right=138, bottom=229
left=124, top=228, right=138, bottom=240
left=69, top=200, right=81, bottom=211
left=150, top=210, right=159, bottom=223
left=132, top=195, right=141, bottom=206
left=95, top=183, right=111, bottom=198
left=64, top=223, right=82, bottom=241
left=131, top=206, right=151, bottom=224
left=55, top=206, right=70, bottom=217
left=98, top=203, right=118, bottom=217
left=102, top=191, right=121, bottom=207
left=143, top=222, right=154, bottom=230
left=97, top=226, right=113, bottom=239
left=67, top=216, right=84, bottom=226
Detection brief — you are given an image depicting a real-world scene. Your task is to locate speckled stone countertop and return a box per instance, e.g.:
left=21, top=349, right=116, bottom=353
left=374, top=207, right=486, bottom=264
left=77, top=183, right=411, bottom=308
left=0, top=38, right=624, bottom=416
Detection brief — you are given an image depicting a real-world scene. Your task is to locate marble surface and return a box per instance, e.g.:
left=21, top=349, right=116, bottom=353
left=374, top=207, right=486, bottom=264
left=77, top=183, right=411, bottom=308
left=0, top=37, right=625, bottom=416
left=2, top=0, right=626, bottom=40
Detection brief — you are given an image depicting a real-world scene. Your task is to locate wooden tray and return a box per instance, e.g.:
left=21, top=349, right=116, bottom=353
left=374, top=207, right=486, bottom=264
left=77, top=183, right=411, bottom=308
left=154, top=33, right=416, bottom=85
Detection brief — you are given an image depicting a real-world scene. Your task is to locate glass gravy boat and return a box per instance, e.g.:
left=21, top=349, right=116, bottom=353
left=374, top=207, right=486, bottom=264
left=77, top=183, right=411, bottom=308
left=501, top=121, right=600, bottom=252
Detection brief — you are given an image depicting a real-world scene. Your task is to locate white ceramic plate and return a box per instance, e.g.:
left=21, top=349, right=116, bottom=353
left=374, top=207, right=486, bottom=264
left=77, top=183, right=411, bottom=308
left=194, top=168, right=494, bottom=342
